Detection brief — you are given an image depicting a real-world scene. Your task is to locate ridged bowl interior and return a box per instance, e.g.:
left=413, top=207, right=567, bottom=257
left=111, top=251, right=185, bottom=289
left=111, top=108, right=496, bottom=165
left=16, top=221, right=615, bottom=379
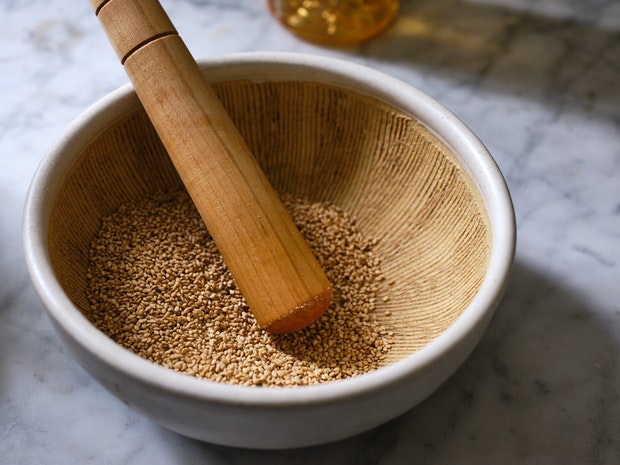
left=48, top=79, right=491, bottom=365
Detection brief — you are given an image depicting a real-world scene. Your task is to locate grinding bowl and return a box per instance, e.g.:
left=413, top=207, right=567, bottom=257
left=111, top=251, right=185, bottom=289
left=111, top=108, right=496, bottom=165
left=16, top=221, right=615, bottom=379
left=23, top=52, right=515, bottom=449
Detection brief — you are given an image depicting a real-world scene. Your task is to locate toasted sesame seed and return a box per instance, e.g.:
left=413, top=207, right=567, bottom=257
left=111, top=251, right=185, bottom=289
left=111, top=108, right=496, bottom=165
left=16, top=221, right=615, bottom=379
left=85, top=189, right=392, bottom=387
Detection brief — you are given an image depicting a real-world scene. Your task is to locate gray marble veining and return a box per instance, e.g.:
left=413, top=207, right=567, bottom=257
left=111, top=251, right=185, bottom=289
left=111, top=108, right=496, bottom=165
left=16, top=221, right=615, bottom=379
left=2, top=0, right=619, bottom=463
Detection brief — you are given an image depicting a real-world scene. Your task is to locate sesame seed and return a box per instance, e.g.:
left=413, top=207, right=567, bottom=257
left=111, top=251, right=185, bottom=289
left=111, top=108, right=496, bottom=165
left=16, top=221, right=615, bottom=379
left=85, top=189, right=392, bottom=387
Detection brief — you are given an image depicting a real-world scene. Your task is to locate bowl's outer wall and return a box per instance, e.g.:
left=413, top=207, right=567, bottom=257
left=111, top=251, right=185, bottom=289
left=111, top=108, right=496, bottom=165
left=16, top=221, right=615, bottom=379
left=48, top=301, right=493, bottom=449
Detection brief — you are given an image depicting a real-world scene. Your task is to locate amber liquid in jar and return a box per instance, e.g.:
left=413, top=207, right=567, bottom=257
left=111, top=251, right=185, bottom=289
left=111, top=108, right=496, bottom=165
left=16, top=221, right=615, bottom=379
left=267, top=0, right=399, bottom=46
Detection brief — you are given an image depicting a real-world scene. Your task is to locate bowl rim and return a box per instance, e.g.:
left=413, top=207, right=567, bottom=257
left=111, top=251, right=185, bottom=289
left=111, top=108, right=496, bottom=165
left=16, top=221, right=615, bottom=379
left=23, top=51, right=515, bottom=407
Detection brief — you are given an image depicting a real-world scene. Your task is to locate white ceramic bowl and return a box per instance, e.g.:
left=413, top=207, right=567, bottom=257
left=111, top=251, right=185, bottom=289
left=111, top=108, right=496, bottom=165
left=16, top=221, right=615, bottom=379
left=23, top=52, right=515, bottom=449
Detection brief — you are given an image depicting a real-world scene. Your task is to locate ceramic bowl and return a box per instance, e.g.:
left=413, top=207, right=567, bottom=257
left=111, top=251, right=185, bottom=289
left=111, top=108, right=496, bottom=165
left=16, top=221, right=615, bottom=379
left=23, top=52, right=515, bottom=449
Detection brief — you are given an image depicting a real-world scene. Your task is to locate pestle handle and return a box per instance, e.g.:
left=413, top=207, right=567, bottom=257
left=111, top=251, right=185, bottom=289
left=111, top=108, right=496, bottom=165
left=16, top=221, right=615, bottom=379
left=90, top=0, right=332, bottom=333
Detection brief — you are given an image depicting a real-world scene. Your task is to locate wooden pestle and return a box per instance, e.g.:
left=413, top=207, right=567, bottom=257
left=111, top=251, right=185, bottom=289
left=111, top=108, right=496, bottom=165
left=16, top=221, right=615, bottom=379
left=89, top=0, right=333, bottom=333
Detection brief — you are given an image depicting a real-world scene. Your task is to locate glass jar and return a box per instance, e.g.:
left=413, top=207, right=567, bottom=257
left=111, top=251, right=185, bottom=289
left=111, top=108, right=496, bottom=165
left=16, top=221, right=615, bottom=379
left=267, top=0, right=399, bottom=46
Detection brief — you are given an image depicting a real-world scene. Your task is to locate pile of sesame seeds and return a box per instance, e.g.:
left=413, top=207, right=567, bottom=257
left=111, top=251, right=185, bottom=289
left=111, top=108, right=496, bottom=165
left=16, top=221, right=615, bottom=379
left=86, top=189, right=393, bottom=387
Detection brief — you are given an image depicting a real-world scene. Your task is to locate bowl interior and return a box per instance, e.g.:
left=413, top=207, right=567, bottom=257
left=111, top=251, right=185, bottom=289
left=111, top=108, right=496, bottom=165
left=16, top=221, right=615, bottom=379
left=48, top=78, right=491, bottom=366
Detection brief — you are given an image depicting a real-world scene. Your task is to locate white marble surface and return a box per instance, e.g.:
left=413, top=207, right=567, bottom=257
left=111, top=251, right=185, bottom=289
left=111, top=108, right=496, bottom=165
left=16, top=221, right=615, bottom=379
left=2, top=0, right=619, bottom=462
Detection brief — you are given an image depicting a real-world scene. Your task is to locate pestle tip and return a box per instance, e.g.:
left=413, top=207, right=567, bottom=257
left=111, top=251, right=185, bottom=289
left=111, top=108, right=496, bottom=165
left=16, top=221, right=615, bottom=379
left=264, top=287, right=334, bottom=334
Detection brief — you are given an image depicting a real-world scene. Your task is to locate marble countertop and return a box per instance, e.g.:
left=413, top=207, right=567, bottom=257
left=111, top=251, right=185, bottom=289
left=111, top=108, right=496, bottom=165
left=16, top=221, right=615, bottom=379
left=2, top=0, right=619, bottom=463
